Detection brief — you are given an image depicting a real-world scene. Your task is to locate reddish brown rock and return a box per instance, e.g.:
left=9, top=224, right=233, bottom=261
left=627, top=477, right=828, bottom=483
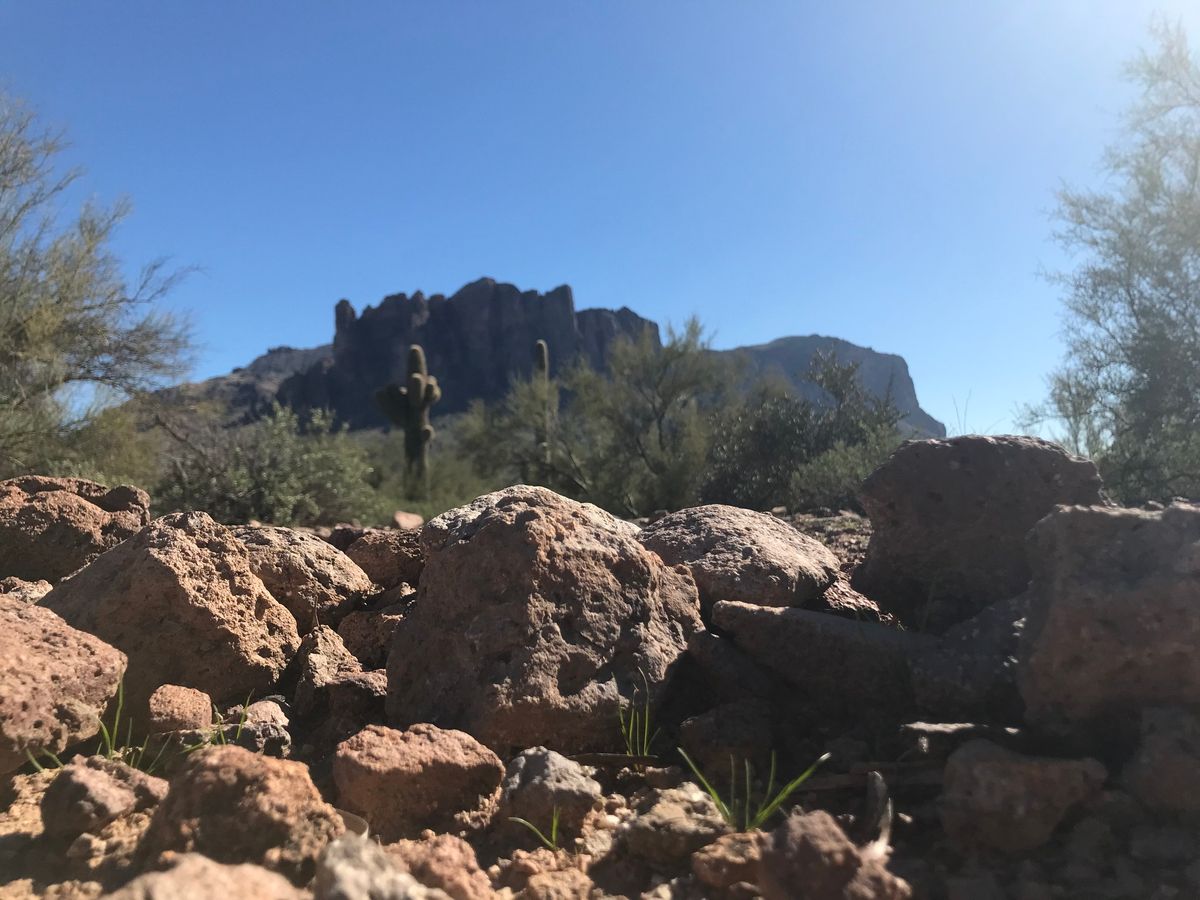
left=853, top=436, right=1103, bottom=632
left=387, top=486, right=702, bottom=754
left=337, top=599, right=409, bottom=669
left=233, top=525, right=372, bottom=633
left=758, top=810, right=911, bottom=900
left=0, top=476, right=151, bottom=583
left=622, top=784, right=729, bottom=866
left=0, top=577, right=52, bottom=605
left=291, top=626, right=363, bottom=721
left=41, top=512, right=301, bottom=714
left=344, top=529, right=424, bottom=590
left=147, top=686, right=213, bottom=734
left=0, top=597, right=126, bottom=775
left=40, top=756, right=167, bottom=840
left=387, top=833, right=493, bottom=900
left=938, top=739, right=1107, bottom=853
left=639, top=504, right=840, bottom=616
left=692, top=832, right=763, bottom=893
left=333, top=723, right=504, bottom=843
left=104, top=853, right=307, bottom=899
left=143, top=745, right=343, bottom=884
left=1018, top=503, right=1200, bottom=733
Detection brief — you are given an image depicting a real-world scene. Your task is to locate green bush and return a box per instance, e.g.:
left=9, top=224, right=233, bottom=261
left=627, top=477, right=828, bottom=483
left=789, top=425, right=901, bottom=512
left=156, top=404, right=383, bottom=525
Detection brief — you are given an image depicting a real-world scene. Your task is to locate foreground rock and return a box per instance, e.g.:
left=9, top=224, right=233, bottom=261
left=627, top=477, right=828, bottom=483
left=938, top=739, right=1106, bottom=853
left=106, top=853, right=307, bottom=899
left=638, top=504, right=840, bottom=615
left=498, top=746, right=602, bottom=843
left=42, top=511, right=301, bottom=714
left=333, top=723, right=504, bottom=842
left=344, top=529, right=424, bottom=590
left=712, top=601, right=936, bottom=716
left=0, top=476, right=151, bottom=583
left=315, top=835, right=451, bottom=900
left=387, top=486, right=702, bottom=754
left=146, top=685, right=213, bottom=734
left=142, top=745, right=343, bottom=884
left=1018, top=502, right=1200, bottom=734
left=39, top=756, right=167, bottom=840
left=0, top=597, right=126, bottom=775
left=233, top=525, right=372, bottom=632
left=758, top=809, right=911, bottom=899
left=854, top=436, right=1103, bottom=631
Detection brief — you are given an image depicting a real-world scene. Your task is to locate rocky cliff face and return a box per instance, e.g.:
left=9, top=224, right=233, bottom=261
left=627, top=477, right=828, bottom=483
left=176, top=278, right=943, bottom=436
left=276, top=278, right=660, bottom=426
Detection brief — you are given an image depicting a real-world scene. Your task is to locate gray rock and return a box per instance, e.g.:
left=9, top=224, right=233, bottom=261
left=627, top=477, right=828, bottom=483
left=712, top=601, right=936, bottom=717
left=499, top=746, right=602, bottom=842
left=314, top=835, right=451, bottom=900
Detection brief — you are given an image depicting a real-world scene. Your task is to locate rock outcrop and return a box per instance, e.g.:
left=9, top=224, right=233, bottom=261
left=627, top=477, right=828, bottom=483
left=0, top=476, right=150, bottom=583
left=41, top=511, right=301, bottom=715
left=853, top=435, right=1104, bottom=631
left=386, top=486, right=703, bottom=753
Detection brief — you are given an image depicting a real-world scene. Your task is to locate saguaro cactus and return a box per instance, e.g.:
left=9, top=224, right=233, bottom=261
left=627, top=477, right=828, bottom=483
left=533, top=339, right=552, bottom=482
left=376, top=344, right=442, bottom=497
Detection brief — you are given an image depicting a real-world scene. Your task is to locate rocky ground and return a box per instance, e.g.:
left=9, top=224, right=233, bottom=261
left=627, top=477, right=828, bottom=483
left=1, top=435, right=1198, bottom=899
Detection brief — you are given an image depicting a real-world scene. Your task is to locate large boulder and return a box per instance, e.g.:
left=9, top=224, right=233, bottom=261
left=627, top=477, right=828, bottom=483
left=637, top=505, right=840, bottom=616
left=332, top=723, right=504, bottom=843
left=1018, top=503, right=1200, bottom=734
left=0, top=596, right=126, bottom=775
left=853, top=436, right=1103, bottom=631
left=232, top=525, right=373, bottom=633
left=0, top=476, right=150, bottom=582
left=386, top=486, right=702, bottom=753
left=41, top=511, right=301, bottom=715
left=143, top=745, right=344, bottom=884
left=711, top=601, right=936, bottom=718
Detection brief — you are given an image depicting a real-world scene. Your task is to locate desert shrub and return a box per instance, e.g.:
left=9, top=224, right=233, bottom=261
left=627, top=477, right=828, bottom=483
left=156, top=404, right=383, bottom=525
left=702, top=352, right=902, bottom=511
left=789, top=424, right=901, bottom=512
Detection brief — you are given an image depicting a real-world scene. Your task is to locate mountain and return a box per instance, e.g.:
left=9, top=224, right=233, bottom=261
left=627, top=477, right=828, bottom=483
left=170, top=278, right=944, bottom=436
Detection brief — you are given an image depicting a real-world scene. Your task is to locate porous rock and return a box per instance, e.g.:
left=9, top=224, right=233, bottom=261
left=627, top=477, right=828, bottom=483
left=638, top=504, right=840, bottom=615
left=938, top=739, right=1106, bottom=853
left=386, top=486, right=702, bottom=754
left=0, top=476, right=150, bottom=583
left=315, top=835, right=452, bottom=900
left=758, top=809, right=912, bottom=900
left=0, top=596, right=125, bottom=775
left=291, top=625, right=363, bottom=721
left=333, top=723, right=504, bottom=843
left=621, top=783, right=729, bottom=866
left=142, top=744, right=343, bottom=884
left=498, top=746, right=602, bottom=842
left=147, top=685, right=213, bottom=734
left=233, top=524, right=372, bottom=633
left=41, top=511, right=301, bottom=714
left=1018, top=503, right=1200, bottom=734
left=0, top=576, right=52, bottom=604
left=345, top=529, right=424, bottom=590
left=104, top=853, right=308, bottom=900
left=691, top=831, right=764, bottom=893
left=337, top=599, right=409, bottom=669
left=853, top=436, right=1103, bottom=631
left=39, top=756, right=166, bottom=840
left=387, top=833, right=494, bottom=900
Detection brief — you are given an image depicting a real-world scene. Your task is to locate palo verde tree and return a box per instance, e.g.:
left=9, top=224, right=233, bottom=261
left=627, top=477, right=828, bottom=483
left=1027, top=21, right=1200, bottom=503
left=0, top=92, right=191, bottom=476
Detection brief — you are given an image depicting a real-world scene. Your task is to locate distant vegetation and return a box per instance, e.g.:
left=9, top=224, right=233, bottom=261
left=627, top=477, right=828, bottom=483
left=7, top=24, right=1200, bottom=522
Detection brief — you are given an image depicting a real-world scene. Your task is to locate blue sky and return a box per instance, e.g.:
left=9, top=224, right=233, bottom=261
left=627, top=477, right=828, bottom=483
left=3, top=2, right=1199, bottom=433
